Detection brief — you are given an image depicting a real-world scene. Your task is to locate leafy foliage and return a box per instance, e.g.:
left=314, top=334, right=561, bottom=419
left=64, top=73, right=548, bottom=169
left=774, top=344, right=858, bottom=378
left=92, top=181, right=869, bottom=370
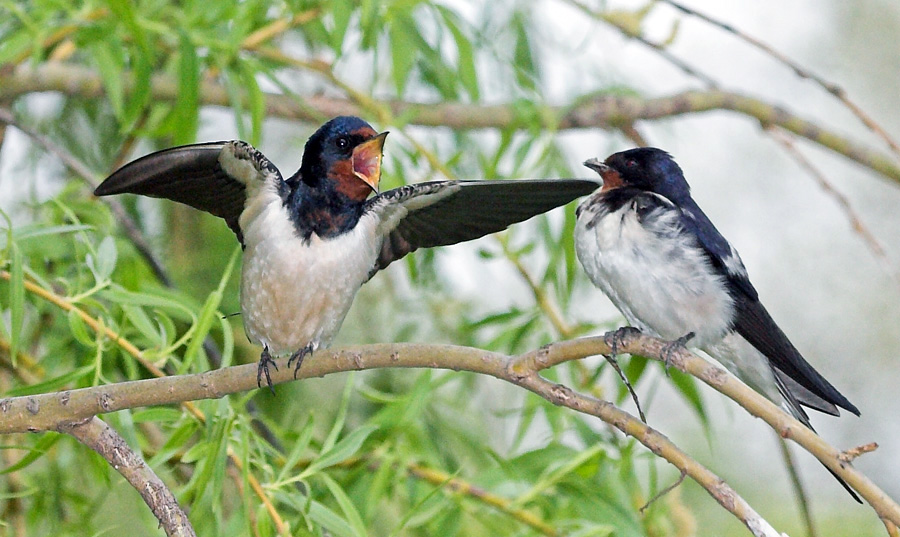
left=0, top=1, right=710, bottom=535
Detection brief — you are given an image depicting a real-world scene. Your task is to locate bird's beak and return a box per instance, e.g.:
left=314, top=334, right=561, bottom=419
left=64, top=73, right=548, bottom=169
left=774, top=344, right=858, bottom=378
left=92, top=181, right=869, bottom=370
left=583, top=158, right=621, bottom=192
left=583, top=157, right=610, bottom=175
left=352, top=132, right=388, bottom=193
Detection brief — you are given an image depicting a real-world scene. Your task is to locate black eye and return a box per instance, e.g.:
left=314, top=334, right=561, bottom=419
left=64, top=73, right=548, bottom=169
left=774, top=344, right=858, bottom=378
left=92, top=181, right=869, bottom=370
left=336, top=136, right=349, bottom=149
left=625, top=159, right=637, bottom=168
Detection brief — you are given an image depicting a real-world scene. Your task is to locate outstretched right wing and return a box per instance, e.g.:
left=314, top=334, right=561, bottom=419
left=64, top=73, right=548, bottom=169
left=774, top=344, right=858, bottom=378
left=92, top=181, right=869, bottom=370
left=366, top=178, right=601, bottom=276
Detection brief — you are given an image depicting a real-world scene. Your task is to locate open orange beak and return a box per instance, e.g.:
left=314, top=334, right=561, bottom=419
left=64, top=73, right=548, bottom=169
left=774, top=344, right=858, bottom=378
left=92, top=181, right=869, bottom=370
left=351, top=132, right=388, bottom=193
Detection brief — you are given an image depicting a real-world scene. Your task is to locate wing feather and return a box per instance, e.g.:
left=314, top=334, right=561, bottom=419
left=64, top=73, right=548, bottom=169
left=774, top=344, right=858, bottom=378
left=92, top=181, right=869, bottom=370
left=366, top=178, right=600, bottom=274
left=95, top=141, right=285, bottom=243
left=732, top=292, right=859, bottom=416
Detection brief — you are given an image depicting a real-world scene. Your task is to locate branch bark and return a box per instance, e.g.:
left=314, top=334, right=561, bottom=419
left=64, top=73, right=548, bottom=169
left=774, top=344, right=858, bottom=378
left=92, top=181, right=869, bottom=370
left=2, top=62, right=898, bottom=185
left=2, top=335, right=896, bottom=535
left=59, top=416, right=195, bottom=537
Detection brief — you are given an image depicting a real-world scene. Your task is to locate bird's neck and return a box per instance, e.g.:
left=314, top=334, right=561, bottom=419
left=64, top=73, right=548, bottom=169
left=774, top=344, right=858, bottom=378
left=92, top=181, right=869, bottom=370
left=286, top=181, right=366, bottom=241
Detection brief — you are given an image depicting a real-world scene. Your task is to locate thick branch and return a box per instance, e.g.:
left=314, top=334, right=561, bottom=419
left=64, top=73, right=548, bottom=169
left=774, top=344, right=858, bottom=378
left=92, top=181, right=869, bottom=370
left=0, top=342, right=783, bottom=534
left=2, top=62, right=898, bottom=185
left=3, top=336, right=897, bottom=534
left=59, top=416, right=195, bottom=537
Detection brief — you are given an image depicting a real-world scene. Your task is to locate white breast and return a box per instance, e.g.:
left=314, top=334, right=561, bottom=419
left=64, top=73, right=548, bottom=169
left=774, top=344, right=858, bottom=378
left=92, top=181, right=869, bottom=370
left=574, top=194, right=734, bottom=347
left=238, top=190, right=381, bottom=356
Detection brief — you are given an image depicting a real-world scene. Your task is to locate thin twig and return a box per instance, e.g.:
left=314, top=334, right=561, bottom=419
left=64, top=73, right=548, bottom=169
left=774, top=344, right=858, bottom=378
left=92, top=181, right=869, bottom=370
left=240, top=10, right=321, bottom=50
left=564, top=0, right=718, bottom=88
left=840, top=442, right=879, bottom=463
left=228, top=448, right=290, bottom=537
left=640, top=470, right=687, bottom=513
left=660, top=0, right=900, bottom=157
left=776, top=435, right=818, bottom=537
left=405, top=462, right=560, bottom=536
left=602, top=353, right=646, bottom=422
left=767, top=126, right=900, bottom=285
left=59, top=416, right=195, bottom=537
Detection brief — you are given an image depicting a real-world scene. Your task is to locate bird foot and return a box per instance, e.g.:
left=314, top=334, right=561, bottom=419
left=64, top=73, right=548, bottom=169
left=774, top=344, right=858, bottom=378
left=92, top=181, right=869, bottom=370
left=287, top=343, right=314, bottom=379
left=604, top=326, right=643, bottom=358
left=257, top=347, right=279, bottom=395
left=661, top=332, right=695, bottom=374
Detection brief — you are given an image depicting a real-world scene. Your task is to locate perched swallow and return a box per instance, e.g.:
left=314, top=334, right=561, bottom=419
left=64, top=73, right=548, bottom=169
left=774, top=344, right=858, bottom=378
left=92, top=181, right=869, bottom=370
left=574, top=147, right=860, bottom=500
left=96, top=116, right=600, bottom=390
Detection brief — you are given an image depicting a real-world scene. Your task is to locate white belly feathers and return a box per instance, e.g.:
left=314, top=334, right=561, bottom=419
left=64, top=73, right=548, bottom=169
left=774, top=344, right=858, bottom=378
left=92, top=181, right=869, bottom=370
left=238, top=187, right=381, bottom=356
left=575, top=194, right=735, bottom=348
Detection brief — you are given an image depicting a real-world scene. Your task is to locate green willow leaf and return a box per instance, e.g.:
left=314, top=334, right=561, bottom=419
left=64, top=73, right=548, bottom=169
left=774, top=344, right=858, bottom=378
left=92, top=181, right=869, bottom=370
left=1, top=434, right=60, bottom=475
left=4, top=365, right=95, bottom=397
left=301, top=425, right=378, bottom=478
left=319, top=473, right=367, bottom=537
left=173, top=31, right=200, bottom=145
left=91, top=40, right=125, bottom=118
left=8, top=243, right=25, bottom=367
left=669, top=368, right=710, bottom=429
left=388, top=13, right=419, bottom=95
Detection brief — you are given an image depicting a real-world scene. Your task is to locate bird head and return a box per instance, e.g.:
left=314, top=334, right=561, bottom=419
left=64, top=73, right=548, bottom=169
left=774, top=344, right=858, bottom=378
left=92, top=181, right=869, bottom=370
left=584, top=147, right=690, bottom=202
left=300, top=116, right=388, bottom=201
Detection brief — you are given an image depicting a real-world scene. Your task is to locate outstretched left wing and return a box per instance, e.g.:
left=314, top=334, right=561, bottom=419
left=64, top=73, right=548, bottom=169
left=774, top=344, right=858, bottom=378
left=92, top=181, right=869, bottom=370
left=94, top=141, right=286, bottom=244
left=366, top=178, right=601, bottom=275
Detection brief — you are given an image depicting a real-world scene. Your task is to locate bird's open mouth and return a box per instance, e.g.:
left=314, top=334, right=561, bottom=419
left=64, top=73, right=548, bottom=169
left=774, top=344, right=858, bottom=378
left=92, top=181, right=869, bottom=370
left=583, top=158, right=622, bottom=192
left=352, top=132, right=389, bottom=192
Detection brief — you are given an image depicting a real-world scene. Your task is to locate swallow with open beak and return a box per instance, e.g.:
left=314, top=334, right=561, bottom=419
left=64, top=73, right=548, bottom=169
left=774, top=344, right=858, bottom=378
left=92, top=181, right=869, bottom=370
left=96, top=116, right=601, bottom=390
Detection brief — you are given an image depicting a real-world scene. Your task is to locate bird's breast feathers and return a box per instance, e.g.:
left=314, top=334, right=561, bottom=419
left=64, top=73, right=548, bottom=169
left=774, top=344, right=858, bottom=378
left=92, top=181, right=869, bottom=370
left=239, top=195, right=382, bottom=355
left=575, top=193, right=734, bottom=346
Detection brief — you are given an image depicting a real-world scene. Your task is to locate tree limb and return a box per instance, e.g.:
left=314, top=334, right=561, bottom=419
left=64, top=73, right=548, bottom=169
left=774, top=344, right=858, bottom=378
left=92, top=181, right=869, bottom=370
left=3, top=335, right=896, bottom=534
left=2, top=62, right=898, bottom=185
left=59, top=416, right=195, bottom=537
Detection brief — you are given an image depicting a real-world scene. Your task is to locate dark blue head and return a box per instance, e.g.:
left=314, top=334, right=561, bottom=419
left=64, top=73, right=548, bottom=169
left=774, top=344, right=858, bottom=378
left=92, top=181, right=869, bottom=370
left=298, top=116, right=388, bottom=201
left=584, top=147, right=690, bottom=203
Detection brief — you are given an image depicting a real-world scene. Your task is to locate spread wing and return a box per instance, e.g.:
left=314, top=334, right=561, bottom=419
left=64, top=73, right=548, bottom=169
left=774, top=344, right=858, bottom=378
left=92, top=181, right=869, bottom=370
left=366, top=178, right=601, bottom=276
left=94, top=141, right=286, bottom=244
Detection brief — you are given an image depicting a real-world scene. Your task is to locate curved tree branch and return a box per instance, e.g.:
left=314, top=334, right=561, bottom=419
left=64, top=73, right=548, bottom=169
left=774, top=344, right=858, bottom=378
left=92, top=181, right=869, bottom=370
left=1, top=63, right=898, bottom=185
left=59, top=416, right=195, bottom=537
left=1, top=335, right=897, bottom=535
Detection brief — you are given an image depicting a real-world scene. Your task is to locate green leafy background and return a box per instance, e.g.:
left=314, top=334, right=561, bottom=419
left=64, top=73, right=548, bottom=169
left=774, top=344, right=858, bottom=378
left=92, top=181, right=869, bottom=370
left=1, top=1, right=899, bottom=536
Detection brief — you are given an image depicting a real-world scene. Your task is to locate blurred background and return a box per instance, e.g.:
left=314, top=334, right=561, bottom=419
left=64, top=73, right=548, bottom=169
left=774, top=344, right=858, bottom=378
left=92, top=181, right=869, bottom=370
left=1, top=1, right=898, bottom=536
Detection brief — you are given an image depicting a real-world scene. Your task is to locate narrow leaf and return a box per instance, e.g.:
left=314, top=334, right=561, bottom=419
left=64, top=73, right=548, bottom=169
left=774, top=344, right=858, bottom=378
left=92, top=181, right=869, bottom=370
left=173, top=31, right=200, bottom=145
left=4, top=365, right=95, bottom=397
left=303, top=425, right=377, bottom=478
left=319, top=473, right=367, bottom=537
left=8, top=243, right=25, bottom=367
left=1, top=434, right=60, bottom=474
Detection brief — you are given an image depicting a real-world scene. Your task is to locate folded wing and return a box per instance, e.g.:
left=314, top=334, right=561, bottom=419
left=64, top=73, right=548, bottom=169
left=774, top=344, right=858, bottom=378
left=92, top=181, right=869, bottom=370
left=732, top=294, right=860, bottom=416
